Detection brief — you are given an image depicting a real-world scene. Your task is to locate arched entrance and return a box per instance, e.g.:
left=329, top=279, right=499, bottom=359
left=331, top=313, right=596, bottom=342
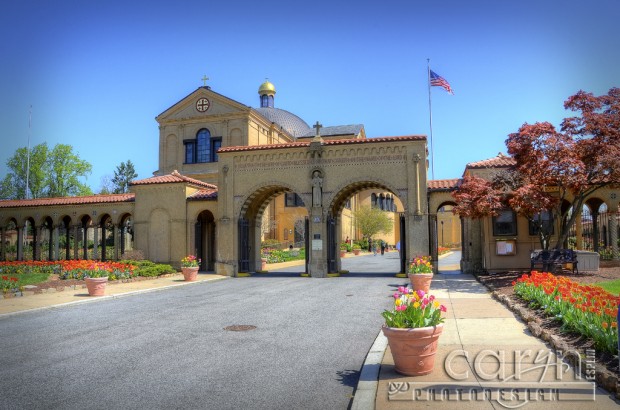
left=327, top=181, right=408, bottom=276
left=195, top=210, right=216, bottom=271
left=237, top=185, right=309, bottom=275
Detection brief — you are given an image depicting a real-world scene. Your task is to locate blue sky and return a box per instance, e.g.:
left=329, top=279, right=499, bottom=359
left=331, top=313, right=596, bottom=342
left=1, top=0, right=618, bottom=193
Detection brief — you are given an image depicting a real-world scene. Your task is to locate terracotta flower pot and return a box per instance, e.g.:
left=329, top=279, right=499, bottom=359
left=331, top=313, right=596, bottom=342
left=408, top=273, right=433, bottom=293
left=182, top=267, right=199, bottom=281
left=353, top=249, right=361, bottom=255
left=85, top=277, right=108, bottom=296
left=261, top=258, right=267, bottom=271
left=382, top=324, right=444, bottom=376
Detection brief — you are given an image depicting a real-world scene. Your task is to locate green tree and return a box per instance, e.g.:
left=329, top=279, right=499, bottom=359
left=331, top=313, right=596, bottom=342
left=352, top=205, right=393, bottom=241
left=0, top=143, right=50, bottom=199
left=45, top=144, right=93, bottom=197
left=112, top=160, right=137, bottom=193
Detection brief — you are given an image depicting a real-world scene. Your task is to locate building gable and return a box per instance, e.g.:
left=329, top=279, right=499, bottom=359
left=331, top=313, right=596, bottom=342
left=156, top=87, right=250, bottom=124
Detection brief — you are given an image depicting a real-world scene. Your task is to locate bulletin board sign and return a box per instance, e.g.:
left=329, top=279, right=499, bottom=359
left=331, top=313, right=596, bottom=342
left=496, top=240, right=516, bottom=256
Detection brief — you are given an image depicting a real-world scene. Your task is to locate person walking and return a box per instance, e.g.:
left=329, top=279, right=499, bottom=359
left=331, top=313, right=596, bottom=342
left=372, top=241, right=377, bottom=256
left=380, top=240, right=386, bottom=255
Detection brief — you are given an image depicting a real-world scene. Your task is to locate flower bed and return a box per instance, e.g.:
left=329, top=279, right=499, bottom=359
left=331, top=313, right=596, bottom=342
left=513, top=271, right=619, bottom=354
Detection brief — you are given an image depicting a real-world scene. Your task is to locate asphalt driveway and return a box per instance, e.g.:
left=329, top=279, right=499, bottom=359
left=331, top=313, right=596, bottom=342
left=0, top=255, right=402, bottom=410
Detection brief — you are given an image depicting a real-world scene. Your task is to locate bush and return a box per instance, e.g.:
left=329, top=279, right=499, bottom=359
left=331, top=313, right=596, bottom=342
left=137, top=264, right=175, bottom=277
left=261, top=239, right=280, bottom=249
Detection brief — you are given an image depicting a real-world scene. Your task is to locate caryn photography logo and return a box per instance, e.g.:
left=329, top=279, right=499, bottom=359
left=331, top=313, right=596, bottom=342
left=388, top=348, right=596, bottom=408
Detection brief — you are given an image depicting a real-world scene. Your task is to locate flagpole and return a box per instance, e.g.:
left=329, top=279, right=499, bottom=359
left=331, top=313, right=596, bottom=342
left=427, top=59, right=435, bottom=180
left=26, top=105, right=31, bottom=199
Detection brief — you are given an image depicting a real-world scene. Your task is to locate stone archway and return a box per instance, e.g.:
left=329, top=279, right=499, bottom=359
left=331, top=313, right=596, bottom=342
left=216, top=136, right=429, bottom=277
left=236, top=183, right=308, bottom=274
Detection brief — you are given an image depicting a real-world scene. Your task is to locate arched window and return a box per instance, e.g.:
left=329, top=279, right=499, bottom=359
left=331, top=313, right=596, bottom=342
left=196, top=129, right=211, bottom=163
left=371, top=193, right=377, bottom=208
left=379, top=194, right=385, bottom=210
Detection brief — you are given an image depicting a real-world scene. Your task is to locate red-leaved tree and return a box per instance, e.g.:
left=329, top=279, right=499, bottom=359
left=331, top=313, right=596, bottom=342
left=453, top=88, right=620, bottom=250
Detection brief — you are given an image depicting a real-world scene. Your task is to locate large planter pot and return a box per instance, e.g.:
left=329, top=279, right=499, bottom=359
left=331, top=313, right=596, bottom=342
left=340, top=250, right=346, bottom=257
left=353, top=249, right=361, bottom=256
left=408, top=273, right=433, bottom=293
left=261, top=258, right=268, bottom=271
left=382, top=324, right=444, bottom=376
left=182, top=267, right=199, bottom=281
left=85, top=277, right=108, bottom=296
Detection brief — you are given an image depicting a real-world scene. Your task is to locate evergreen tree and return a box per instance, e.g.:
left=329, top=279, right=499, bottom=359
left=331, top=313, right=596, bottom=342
left=112, top=160, right=137, bottom=193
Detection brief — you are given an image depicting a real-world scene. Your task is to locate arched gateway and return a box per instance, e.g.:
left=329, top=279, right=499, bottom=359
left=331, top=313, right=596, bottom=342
left=0, top=81, right=434, bottom=276
left=215, top=135, right=429, bottom=277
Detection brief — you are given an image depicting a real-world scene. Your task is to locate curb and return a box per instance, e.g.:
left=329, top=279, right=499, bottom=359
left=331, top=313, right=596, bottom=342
left=0, top=276, right=229, bottom=319
left=351, top=329, right=388, bottom=410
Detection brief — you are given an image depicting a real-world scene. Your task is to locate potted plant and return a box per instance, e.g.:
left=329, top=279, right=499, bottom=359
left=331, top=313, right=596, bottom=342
left=84, top=268, right=109, bottom=296
left=408, top=256, right=433, bottom=293
left=352, top=243, right=362, bottom=256
left=382, top=286, right=447, bottom=375
left=340, top=243, right=348, bottom=257
left=181, top=255, right=201, bottom=281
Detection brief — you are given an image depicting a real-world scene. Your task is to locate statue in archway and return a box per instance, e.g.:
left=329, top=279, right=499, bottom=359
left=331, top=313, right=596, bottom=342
left=312, top=171, right=323, bottom=207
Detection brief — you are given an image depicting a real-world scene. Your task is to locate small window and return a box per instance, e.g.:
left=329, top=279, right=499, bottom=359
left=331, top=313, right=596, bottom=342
left=492, top=209, right=517, bottom=236
left=184, top=141, right=196, bottom=164
left=211, top=138, right=222, bottom=162
left=529, top=211, right=554, bottom=236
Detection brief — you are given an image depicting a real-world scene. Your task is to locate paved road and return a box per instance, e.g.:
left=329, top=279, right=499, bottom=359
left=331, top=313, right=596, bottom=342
left=0, top=257, right=403, bottom=410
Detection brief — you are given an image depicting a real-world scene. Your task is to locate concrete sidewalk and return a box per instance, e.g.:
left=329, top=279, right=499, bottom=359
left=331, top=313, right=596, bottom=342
left=362, top=273, right=619, bottom=409
left=0, top=272, right=228, bottom=317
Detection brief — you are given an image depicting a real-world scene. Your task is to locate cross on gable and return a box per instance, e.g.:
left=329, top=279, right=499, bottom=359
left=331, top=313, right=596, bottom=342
left=201, top=75, right=209, bottom=86
left=313, top=121, right=322, bottom=137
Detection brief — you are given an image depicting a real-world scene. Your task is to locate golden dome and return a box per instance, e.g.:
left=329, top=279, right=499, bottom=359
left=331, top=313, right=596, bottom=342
left=258, top=80, right=276, bottom=95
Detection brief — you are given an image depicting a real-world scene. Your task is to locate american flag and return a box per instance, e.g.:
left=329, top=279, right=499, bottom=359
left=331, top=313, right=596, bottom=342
left=430, top=70, right=454, bottom=95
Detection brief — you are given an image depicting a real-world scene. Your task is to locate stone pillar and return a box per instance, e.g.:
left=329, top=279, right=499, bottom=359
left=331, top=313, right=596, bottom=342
left=309, top=208, right=327, bottom=278
left=592, top=210, right=600, bottom=253
left=610, top=208, right=618, bottom=260
left=52, top=225, right=60, bottom=261
left=113, top=224, right=120, bottom=260
left=34, top=225, right=42, bottom=261
left=17, top=224, right=24, bottom=261
left=574, top=214, right=583, bottom=250
left=0, top=227, right=4, bottom=261
left=92, top=224, right=99, bottom=260
left=73, top=224, right=80, bottom=260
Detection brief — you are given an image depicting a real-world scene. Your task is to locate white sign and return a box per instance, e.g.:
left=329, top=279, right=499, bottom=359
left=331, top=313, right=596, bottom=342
left=312, top=239, right=323, bottom=251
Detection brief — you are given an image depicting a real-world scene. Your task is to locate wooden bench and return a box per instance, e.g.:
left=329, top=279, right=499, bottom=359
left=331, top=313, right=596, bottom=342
left=530, top=249, right=579, bottom=274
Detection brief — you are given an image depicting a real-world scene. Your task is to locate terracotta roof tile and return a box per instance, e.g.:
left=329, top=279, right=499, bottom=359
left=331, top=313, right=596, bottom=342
left=218, top=135, right=426, bottom=153
left=428, top=179, right=460, bottom=191
left=131, top=170, right=217, bottom=189
left=0, top=193, right=135, bottom=208
left=466, top=153, right=516, bottom=169
left=188, top=189, right=218, bottom=200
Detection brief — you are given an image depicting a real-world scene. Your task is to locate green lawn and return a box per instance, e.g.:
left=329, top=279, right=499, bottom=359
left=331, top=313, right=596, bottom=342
left=596, top=279, right=620, bottom=295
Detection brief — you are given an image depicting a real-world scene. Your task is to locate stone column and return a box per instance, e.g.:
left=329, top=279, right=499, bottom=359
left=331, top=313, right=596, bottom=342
left=92, top=224, right=99, bottom=260
left=0, top=227, right=4, bottom=261
left=610, top=208, right=618, bottom=260
left=112, top=224, right=119, bottom=261
left=575, top=214, right=583, bottom=250
left=17, top=224, right=24, bottom=261
left=52, top=225, right=59, bottom=261
left=592, top=210, right=600, bottom=253
left=73, top=224, right=80, bottom=260
left=34, top=225, right=42, bottom=261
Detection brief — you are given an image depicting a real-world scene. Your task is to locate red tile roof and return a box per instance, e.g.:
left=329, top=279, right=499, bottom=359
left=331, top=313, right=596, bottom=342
left=0, top=193, right=135, bottom=208
left=218, top=135, right=426, bottom=153
left=466, top=153, right=516, bottom=169
left=188, top=189, right=218, bottom=200
left=428, top=179, right=460, bottom=191
left=131, top=170, right=218, bottom=189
